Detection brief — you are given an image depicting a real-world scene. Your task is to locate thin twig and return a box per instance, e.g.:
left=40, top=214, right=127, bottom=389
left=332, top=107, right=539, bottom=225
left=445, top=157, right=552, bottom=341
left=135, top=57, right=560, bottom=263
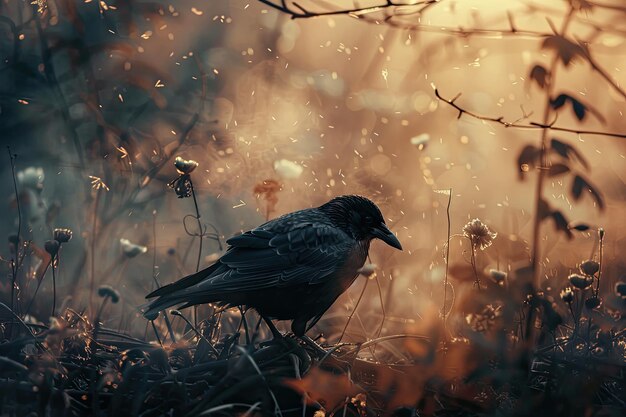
left=152, top=209, right=176, bottom=342
left=374, top=274, right=386, bottom=338
left=595, top=228, right=604, bottom=298
left=469, top=243, right=481, bottom=290
left=442, top=189, right=452, bottom=326
left=171, top=310, right=219, bottom=355
left=90, top=188, right=102, bottom=316
left=338, top=277, right=369, bottom=343
left=23, top=259, right=52, bottom=317
left=151, top=320, right=163, bottom=346
left=7, top=147, right=21, bottom=323
left=257, top=0, right=437, bottom=19
left=434, top=89, right=626, bottom=139
left=190, top=180, right=203, bottom=273
left=51, top=254, right=57, bottom=317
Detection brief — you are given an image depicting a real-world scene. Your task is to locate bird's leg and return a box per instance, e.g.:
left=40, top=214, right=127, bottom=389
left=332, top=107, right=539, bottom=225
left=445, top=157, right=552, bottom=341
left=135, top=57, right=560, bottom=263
left=261, top=315, right=283, bottom=340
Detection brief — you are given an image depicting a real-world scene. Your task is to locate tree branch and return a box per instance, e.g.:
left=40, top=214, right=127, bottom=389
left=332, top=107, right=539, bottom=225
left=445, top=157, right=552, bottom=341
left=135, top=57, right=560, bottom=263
left=257, top=0, right=437, bottom=19
left=434, top=89, right=626, bottom=139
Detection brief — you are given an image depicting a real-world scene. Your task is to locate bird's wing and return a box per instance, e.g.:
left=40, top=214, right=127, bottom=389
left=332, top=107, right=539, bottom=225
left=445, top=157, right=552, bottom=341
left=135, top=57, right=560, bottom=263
left=191, top=219, right=353, bottom=293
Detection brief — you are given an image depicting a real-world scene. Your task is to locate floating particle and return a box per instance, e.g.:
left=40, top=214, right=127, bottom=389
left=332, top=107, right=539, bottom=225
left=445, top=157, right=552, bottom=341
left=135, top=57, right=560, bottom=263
left=274, top=159, right=303, bottom=179
left=410, top=133, right=430, bottom=150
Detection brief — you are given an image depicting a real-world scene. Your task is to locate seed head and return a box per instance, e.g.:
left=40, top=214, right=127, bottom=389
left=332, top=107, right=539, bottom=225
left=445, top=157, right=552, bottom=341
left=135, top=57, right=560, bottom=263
left=53, top=228, right=73, bottom=243
left=489, top=269, right=507, bottom=284
left=560, top=287, right=574, bottom=304
left=174, top=156, right=198, bottom=174
left=568, top=273, right=593, bottom=289
left=463, top=218, right=497, bottom=250
left=120, top=238, right=148, bottom=258
left=580, top=260, right=599, bottom=276
left=44, top=240, right=60, bottom=256
left=97, top=285, right=120, bottom=303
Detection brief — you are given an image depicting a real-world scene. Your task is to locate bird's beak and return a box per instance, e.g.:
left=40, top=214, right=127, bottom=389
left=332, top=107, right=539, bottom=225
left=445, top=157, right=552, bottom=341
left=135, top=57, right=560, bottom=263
left=373, top=223, right=403, bottom=250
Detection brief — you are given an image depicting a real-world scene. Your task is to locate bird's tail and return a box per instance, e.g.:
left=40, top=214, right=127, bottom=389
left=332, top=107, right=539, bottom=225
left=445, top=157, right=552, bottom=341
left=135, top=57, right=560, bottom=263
left=141, top=294, right=190, bottom=321
left=142, top=262, right=222, bottom=320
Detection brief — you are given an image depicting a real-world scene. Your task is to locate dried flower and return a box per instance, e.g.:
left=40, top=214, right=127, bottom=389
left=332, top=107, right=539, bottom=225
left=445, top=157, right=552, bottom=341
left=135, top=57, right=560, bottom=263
left=17, top=167, right=44, bottom=191
left=465, top=304, right=502, bottom=332
left=168, top=174, right=193, bottom=198
left=44, top=240, right=60, bottom=256
left=89, top=175, right=110, bottom=191
left=615, top=282, right=626, bottom=299
left=463, top=218, right=497, bottom=250
left=120, top=238, right=148, bottom=258
left=568, top=273, right=593, bottom=289
left=560, top=287, right=574, bottom=304
left=273, top=159, right=303, bottom=179
left=174, top=156, right=198, bottom=174
left=53, top=228, right=73, bottom=243
left=490, top=269, right=507, bottom=284
left=254, top=179, right=282, bottom=218
left=168, top=157, right=198, bottom=198
left=97, top=285, right=120, bottom=303
left=580, top=260, right=600, bottom=276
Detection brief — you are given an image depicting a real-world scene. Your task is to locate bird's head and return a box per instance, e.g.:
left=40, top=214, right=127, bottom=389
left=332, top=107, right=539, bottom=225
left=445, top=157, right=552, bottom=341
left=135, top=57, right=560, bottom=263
left=320, top=195, right=402, bottom=250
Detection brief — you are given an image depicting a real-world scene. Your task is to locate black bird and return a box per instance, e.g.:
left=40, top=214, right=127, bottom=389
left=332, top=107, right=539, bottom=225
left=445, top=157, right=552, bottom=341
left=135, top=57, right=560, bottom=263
left=144, top=195, right=402, bottom=336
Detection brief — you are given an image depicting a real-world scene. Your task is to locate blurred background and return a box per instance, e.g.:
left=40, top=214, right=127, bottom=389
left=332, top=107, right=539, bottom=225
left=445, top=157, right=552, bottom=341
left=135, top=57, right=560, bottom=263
left=1, top=0, right=625, bottom=340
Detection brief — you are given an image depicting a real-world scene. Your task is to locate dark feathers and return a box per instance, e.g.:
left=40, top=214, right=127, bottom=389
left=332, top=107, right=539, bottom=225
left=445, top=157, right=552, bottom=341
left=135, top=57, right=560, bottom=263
left=144, top=195, right=401, bottom=336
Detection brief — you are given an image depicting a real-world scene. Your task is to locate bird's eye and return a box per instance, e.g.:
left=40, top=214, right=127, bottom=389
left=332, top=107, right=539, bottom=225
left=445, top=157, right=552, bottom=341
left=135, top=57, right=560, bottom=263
left=363, top=215, right=373, bottom=225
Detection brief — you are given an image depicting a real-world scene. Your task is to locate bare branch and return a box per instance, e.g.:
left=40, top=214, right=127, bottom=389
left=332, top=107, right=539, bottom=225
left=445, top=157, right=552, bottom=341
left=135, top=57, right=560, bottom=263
left=257, top=0, right=437, bottom=19
left=434, top=89, right=626, bottom=139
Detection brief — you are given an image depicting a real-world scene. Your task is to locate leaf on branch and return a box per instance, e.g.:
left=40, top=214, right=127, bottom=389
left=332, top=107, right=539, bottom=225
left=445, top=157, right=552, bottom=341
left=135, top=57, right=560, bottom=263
left=542, top=35, right=585, bottom=66
left=551, top=138, right=589, bottom=169
left=571, top=175, right=605, bottom=210
left=517, top=145, right=540, bottom=180
left=550, top=94, right=567, bottom=110
left=548, top=163, right=570, bottom=177
left=550, top=93, right=605, bottom=123
left=550, top=94, right=586, bottom=120
left=529, top=64, right=549, bottom=89
left=569, top=223, right=591, bottom=231
left=550, top=210, right=574, bottom=240
left=572, top=175, right=584, bottom=200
